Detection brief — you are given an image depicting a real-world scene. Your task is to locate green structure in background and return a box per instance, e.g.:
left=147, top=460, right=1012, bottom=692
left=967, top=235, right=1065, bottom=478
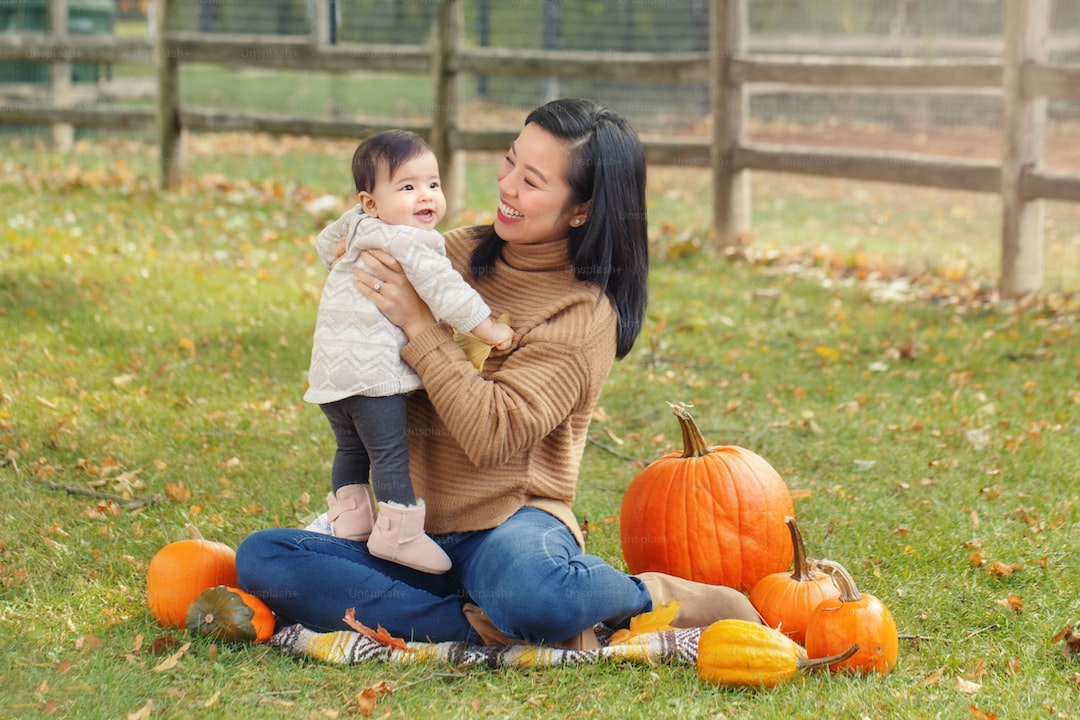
left=0, top=0, right=115, bottom=84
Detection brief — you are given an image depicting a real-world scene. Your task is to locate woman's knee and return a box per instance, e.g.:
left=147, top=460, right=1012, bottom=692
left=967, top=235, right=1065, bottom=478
left=481, top=584, right=586, bottom=643
left=235, top=530, right=274, bottom=589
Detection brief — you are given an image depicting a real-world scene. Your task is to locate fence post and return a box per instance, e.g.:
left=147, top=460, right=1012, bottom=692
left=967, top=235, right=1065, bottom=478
left=1000, top=0, right=1049, bottom=297
left=154, top=0, right=182, bottom=190
left=431, top=0, right=464, bottom=221
left=710, top=0, right=751, bottom=247
left=313, top=0, right=333, bottom=46
left=49, top=0, right=73, bottom=152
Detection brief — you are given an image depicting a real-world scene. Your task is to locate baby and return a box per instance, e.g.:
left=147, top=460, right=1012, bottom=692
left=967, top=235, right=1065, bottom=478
left=305, top=130, right=512, bottom=574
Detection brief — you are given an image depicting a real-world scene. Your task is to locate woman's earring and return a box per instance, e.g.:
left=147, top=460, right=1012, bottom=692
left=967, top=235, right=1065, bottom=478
left=571, top=218, right=583, bottom=227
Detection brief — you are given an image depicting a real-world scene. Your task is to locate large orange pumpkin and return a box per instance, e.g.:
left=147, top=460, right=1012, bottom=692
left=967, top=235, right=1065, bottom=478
left=620, top=403, right=794, bottom=591
left=749, top=517, right=841, bottom=645
left=147, top=524, right=238, bottom=628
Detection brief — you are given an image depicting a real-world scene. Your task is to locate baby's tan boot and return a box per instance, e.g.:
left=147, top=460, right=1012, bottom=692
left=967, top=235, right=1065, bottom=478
left=366, top=499, right=451, bottom=574
left=326, top=484, right=376, bottom=542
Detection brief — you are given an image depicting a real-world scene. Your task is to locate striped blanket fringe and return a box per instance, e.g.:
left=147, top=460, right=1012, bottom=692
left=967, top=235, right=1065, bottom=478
left=269, top=623, right=704, bottom=670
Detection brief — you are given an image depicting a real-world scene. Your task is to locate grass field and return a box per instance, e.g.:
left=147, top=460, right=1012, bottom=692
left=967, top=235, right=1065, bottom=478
left=2, top=130, right=1079, bottom=719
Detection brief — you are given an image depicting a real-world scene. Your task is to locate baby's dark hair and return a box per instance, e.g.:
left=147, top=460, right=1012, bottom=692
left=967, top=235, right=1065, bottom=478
left=351, top=130, right=432, bottom=194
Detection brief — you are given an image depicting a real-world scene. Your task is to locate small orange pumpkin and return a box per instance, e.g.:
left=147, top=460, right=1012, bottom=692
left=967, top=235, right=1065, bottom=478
left=146, top=524, right=238, bottom=628
left=749, top=517, right=841, bottom=645
left=186, top=585, right=276, bottom=644
left=620, top=402, right=794, bottom=591
left=804, top=560, right=899, bottom=675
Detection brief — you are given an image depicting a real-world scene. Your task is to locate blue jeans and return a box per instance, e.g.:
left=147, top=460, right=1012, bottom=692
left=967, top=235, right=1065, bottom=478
left=236, top=507, right=652, bottom=644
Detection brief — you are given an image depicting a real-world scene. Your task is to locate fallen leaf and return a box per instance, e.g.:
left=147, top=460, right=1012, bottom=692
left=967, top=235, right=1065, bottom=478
left=149, top=636, right=181, bottom=655
left=608, top=601, right=681, bottom=645
left=954, top=677, right=981, bottom=695
left=75, top=634, right=102, bottom=650
left=968, top=703, right=997, bottom=720
left=350, top=681, right=393, bottom=717
left=453, top=313, right=511, bottom=370
left=164, top=481, right=191, bottom=502
left=127, top=700, right=153, bottom=720
left=111, top=373, right=137, bottom=388
left=995, top=594, right=1023, bottom=614
left=922, top=668, right=945, bottom=686
left=986, top=561, right=1023, bottom=578
left=153, top=641, right=190, bottom=672
left=1053, top=625, right=1080, bottom=660
left=602, top=426, right=624, bottom=445
left=342, top=609, right=410, bottom=652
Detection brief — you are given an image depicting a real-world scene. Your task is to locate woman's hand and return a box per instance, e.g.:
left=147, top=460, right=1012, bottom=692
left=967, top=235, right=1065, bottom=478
left=353, top=249, right=436, bottom=339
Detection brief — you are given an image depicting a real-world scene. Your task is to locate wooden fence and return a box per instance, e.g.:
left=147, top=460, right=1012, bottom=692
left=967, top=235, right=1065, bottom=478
left=2, top=0, right=1079, bottom=296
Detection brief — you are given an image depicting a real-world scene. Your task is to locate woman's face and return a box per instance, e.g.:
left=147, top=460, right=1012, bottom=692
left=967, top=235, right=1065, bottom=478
left=494, top=122, right=589, bottom=246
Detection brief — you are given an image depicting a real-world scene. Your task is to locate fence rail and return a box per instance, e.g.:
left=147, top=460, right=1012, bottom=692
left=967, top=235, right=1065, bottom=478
left=1, top=0, right=1077, bottom=296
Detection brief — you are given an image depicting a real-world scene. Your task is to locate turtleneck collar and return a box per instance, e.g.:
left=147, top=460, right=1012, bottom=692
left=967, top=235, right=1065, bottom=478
left=499, top=237, right=572, bottom=272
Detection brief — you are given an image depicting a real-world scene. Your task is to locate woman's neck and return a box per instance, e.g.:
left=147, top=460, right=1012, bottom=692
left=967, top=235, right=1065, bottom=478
left=499, top=237, right=570, bottom=272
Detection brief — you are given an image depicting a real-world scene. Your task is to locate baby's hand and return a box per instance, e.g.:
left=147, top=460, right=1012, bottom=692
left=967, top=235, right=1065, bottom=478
left=333, top=233, right=347, bottom=261
left=489, top=322, right=514, bottom=351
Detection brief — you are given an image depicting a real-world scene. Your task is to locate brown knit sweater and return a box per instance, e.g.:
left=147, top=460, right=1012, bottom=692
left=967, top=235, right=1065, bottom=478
left=401, top=226, right=618, bottom=547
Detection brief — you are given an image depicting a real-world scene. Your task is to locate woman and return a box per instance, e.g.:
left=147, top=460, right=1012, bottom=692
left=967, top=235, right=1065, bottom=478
left=236, top=99, right=758, bottom=647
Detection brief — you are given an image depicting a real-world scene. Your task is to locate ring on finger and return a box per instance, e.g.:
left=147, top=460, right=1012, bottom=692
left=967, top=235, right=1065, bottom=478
left=373, top=278, right=385, bottom=293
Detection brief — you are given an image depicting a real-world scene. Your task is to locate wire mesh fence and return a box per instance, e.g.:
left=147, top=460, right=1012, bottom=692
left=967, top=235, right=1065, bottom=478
left=161, top=0, right=1080, bottom=135
left=3, top=1, right=1079, bottom=146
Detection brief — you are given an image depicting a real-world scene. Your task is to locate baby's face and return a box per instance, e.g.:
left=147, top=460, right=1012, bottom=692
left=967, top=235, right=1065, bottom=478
left=365, top=151, right=447, bottom=230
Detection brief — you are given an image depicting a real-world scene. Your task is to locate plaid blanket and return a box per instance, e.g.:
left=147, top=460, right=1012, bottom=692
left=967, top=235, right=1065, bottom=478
left=269, top=623, right=704, bottom=669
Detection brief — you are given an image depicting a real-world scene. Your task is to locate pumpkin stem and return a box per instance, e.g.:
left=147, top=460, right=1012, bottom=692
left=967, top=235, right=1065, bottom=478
left=796, top=643, right=859, bottom=672
left=667, top=402, right=712, bottom=458
left=184, top=523, right=205, bottom=541
left=817, top=559, right=862, bottom=602
left=786, top=517, right=818, bottom=582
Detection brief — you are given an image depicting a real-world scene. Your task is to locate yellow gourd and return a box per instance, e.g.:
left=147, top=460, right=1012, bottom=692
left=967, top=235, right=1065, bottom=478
left=697, top=619, right=856, bottom=688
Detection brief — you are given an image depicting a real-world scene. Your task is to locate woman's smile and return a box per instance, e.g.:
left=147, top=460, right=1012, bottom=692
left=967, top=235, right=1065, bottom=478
left=496, top=200, right=524, bottom=222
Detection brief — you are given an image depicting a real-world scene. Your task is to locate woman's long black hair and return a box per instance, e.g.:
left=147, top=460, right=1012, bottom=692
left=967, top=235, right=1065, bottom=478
left=469, top=99, right=649, bottom=359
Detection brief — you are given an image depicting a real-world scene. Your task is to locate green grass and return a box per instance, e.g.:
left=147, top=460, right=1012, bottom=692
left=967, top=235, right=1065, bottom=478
left=2, top=133, right=1079, bottom=719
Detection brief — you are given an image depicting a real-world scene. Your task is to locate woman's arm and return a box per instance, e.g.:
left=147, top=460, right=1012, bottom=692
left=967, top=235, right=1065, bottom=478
left=408, top=326, right=598, bottom=467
